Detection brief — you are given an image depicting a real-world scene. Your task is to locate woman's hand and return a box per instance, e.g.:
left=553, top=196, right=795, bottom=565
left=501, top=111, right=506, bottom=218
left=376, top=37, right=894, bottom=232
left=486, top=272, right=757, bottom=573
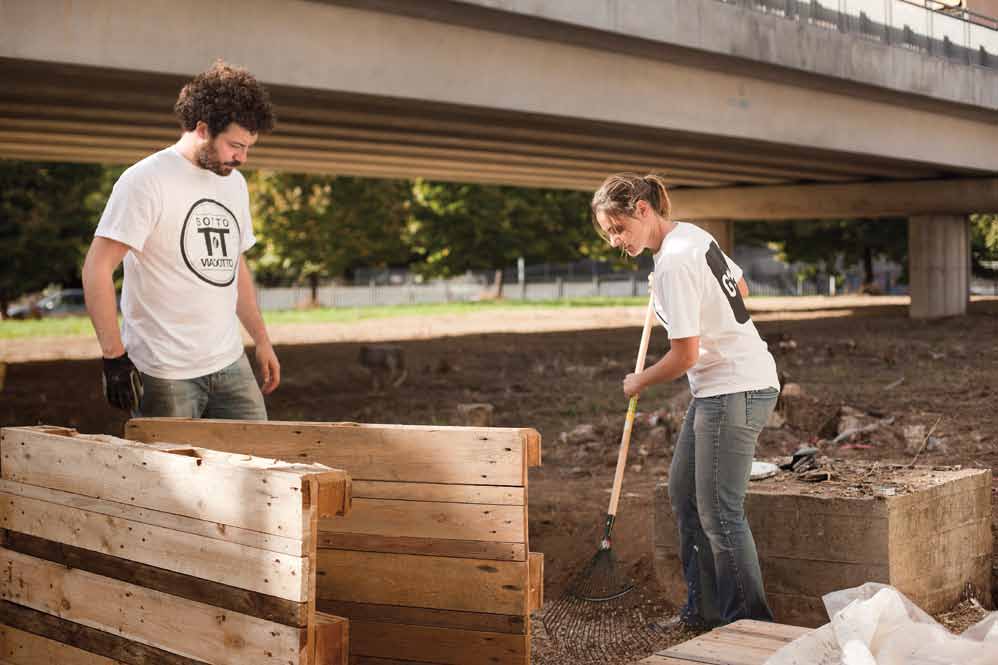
left=623, top=372, right=645, bottom=398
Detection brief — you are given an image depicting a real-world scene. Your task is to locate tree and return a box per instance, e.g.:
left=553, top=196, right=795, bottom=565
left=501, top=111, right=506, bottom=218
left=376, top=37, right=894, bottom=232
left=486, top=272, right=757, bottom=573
left=248, top=172, right=412, bottom=302
left=0, top=161, right=106, bottom=317
left=737, top=218, right=908, bottom=288
left=970, top=214, right=998, bottom=277
left=406, top=180, right=614, bottom=278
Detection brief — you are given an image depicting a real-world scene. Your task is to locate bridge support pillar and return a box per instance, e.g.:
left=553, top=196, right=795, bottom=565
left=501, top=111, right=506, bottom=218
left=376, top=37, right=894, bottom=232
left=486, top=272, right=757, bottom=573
left=690, top=220, right=734, bottom=256
left=908, top=215, right=970, bottom=319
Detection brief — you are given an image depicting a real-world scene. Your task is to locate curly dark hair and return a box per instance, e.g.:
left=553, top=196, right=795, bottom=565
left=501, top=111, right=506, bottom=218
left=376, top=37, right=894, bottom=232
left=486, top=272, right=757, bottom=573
left=174, top=60, right=275, bottom=136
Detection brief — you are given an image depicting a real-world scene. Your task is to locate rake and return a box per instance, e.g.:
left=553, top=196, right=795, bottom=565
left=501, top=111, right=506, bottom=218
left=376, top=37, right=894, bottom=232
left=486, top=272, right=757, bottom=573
left=544, top=287, right=659, bottom=656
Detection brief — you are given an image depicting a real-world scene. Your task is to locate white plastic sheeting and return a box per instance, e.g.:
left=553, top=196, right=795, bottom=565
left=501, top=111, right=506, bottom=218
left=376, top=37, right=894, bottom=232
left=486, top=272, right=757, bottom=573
left=765, top=583, right=998, bottom=665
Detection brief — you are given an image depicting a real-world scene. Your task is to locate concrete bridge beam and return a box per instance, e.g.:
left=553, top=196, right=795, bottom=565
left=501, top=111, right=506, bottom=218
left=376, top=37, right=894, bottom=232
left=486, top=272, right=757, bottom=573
left=669, top=178, right=998, bottom=220
left=909, top=215, right=971, bottom=319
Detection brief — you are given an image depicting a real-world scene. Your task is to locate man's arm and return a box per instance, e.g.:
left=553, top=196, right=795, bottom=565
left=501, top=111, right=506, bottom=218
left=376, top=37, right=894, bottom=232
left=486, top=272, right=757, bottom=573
left=236, top=259, right=280, bottom=395
left=82, top=237, right=129, bottom=358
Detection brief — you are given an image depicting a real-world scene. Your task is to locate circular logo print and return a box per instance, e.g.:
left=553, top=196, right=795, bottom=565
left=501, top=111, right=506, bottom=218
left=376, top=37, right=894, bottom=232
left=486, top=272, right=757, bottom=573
left=180, top=199, right=242, bottom=286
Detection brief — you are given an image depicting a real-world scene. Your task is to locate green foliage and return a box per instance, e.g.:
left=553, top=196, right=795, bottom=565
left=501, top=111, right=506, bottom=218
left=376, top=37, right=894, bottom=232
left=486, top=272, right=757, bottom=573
left=737, top=218, right=908, bottom=284
left=247, top=172, right=412, bottom=294
left=406, top=181, right=615, bottom=278
left=970, top=214, right=998, bottom=276
left=0, top=161, right=106, bottom=316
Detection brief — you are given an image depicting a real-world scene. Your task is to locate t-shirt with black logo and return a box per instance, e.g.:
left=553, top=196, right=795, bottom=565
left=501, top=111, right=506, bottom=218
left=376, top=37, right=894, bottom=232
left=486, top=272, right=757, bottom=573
left=651, top=222, right=778, bottom=398
left=94, top=146, right=255, bottom=380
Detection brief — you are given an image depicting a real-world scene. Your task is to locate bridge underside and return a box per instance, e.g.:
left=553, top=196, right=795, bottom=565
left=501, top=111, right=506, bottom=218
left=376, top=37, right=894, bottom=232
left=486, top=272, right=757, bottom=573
left=0, top=58, right=980, bottom=192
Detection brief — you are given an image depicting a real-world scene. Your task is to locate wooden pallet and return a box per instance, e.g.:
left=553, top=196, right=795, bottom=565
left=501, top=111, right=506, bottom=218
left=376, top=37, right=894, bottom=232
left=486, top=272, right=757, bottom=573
left=638, top=620, right=811, bottom=665
left=0, top=425, right=351, bottom=665
left=126, top=418, right=543, bottom=665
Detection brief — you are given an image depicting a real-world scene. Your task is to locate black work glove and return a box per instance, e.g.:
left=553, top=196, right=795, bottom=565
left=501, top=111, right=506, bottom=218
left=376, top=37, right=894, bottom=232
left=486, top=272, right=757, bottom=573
left=102, top=353, right=143, bottom=412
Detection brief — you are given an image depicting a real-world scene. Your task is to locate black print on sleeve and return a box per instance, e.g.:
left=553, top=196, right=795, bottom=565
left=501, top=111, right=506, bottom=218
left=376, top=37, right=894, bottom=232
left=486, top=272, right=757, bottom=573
left=705, top=241, right=750, bottom=324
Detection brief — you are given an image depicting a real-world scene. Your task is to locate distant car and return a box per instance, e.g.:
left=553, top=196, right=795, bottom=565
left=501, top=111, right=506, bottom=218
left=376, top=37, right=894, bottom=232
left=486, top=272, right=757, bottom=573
left=6, top=289, right=88, bottom=319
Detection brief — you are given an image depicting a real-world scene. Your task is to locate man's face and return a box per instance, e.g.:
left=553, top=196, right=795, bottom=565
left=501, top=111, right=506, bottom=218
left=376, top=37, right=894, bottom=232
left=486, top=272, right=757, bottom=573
left=195, top=122, right=258, bottom=176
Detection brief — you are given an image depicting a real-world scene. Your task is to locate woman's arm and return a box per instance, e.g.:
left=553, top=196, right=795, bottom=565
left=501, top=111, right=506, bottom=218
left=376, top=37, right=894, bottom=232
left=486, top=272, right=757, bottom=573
left=738, top=277, right=749, bottom=298
left=623, top=336, right=699, bottom=397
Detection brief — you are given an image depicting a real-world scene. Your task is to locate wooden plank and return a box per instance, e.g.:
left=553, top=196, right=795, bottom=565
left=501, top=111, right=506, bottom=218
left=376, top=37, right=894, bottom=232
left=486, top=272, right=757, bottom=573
left=528, top=552, right=543, bottom=612
left=0, top=427, right=315, bottom=538
left=721, top=619, right=811, bottom=641
left=349, top=621, right=527, bottom=665
left=0, top=478, right=306, bottom=557
left=658, top=504, right=890, bottom=564
left=525, top=430, right=541, bottom=468
left=1, top=531, right=309, bottom=627
left=352, top=481, right=524, bottom=505
left=313, top=613, right=349, bottom=665
left=317, top=472, right=352, bottom=518
left=351, top=660, right=457, bottom=665
left=316, top=550, right=528, bottom=615
left=660, top=620, right=811, bottom=665
left=0, top=490, right=310, bottom=602
left=318, top=532, right=526, bottom=560
left=663, top=635, right=781, bottom=665
left=758, top=555, right=889, bottom=598
left=126, top=419, right=529, bottom=485
left=0, top=548, right=305, bottom=665
left=303, top=474, right=322, bottom=665
left=766, top=591, right=829, bottom=628
left=320, top=498, right=525, bottom=543
left=1, top=623, right=125, bottom=665
left=894, top=554, right=993, bottom=614
left=317, top=600, right=527, bottom=634
left=0, top=601, right=207, bottom=665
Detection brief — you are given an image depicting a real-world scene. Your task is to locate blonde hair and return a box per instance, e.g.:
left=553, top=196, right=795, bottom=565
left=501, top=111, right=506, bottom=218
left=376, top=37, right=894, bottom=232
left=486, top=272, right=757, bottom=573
left=590, top=173, right=672, bottom=243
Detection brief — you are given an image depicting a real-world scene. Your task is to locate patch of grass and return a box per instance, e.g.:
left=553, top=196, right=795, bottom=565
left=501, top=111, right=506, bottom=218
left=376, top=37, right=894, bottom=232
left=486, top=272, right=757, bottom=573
left=0, top=297, right=647, bottom=340
left=0, top=316, right=99, bottom=340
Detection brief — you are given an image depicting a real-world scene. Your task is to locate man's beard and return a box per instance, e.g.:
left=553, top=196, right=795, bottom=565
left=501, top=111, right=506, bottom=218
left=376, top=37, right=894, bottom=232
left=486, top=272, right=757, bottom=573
left=196, top=143, right=240, bottom=176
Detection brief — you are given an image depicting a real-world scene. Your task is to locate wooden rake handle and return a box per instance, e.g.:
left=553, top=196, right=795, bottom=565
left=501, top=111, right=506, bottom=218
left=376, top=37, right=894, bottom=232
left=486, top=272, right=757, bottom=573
left=607, top=288, right=657, bottom=518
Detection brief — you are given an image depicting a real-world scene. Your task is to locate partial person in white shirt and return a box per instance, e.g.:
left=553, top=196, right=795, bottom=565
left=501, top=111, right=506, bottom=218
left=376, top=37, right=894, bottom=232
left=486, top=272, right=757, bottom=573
left=591, top=173, right=780, bottom=628
left=82, top=61, right=279, bottom=419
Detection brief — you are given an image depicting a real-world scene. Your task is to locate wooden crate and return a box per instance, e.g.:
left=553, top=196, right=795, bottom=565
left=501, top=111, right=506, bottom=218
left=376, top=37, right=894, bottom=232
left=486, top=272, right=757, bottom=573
left=125, top=418, right=544, bottom=665
left=638, top=620, right=811, bottom=664
left=0, top=425, right=350, bottom=665
left=654, top=468, right=994, bottom=627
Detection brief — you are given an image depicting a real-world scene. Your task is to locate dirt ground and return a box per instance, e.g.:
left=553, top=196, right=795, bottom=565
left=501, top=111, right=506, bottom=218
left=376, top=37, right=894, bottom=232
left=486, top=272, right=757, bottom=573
left=1, top=297, right=996, bottom=663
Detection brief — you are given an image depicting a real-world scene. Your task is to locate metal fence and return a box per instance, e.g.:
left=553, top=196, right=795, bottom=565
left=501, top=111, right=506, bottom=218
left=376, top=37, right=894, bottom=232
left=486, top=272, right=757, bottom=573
left=719, top=0, right=998, bottom=67
left=254, top=258, right=911, bottom=310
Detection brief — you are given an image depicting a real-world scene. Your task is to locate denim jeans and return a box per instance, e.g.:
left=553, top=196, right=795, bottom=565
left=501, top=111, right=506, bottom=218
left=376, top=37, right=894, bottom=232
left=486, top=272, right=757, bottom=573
left=137, top=354, right=268, bottom=420
left=668, top=387, right=778, bottom=626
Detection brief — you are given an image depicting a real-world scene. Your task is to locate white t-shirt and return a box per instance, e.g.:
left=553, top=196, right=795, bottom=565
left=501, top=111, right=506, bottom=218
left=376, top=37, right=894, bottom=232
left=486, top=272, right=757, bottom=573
left=651, top=222, right=779, bottom=398
left=95, top=146, right=255, bottom=380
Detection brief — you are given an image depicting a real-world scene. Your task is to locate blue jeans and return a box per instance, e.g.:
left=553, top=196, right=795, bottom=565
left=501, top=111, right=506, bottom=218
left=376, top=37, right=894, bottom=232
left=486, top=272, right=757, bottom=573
left=668, top=387, right=778, bottom=626
left=137, top=354, right=268, bottom=420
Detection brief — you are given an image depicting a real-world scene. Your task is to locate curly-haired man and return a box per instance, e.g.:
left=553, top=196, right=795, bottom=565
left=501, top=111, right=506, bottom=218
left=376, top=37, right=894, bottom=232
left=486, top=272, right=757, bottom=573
left=82, top=61, right=279, bottom=419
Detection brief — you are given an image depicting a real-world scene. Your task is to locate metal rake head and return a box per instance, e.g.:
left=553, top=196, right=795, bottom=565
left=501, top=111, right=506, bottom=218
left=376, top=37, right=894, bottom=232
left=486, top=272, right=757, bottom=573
left=566, top=544, right=635, bottom=603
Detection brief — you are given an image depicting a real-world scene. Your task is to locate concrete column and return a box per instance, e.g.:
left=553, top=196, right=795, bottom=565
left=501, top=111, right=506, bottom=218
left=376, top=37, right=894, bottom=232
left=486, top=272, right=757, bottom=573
left=908, top=215, right=970, bottom=319
left=690, top=220, right=734, bottom=256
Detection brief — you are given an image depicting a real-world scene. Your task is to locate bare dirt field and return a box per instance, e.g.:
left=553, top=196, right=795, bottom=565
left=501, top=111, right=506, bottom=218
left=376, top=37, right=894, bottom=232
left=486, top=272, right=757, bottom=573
left=1, top=297, right=995, bottom=663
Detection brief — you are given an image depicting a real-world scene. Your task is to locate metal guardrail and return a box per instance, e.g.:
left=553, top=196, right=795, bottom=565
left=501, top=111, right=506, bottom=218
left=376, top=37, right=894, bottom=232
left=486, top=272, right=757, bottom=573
left=719, top=0, right=998, bottom=67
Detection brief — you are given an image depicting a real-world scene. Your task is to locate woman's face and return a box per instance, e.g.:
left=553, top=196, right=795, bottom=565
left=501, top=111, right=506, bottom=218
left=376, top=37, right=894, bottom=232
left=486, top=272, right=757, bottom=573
left=596, top=202, right=655, bottom=257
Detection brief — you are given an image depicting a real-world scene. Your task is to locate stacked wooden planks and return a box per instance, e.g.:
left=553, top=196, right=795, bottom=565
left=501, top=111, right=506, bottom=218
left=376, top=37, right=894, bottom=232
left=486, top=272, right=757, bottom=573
left=654, top=468, right=994, bottom=626
left=125, top=418, right=544, bottom=665
left=0, top=425, right=351, bottom=665
left=637, top=620, right=810, bottom=665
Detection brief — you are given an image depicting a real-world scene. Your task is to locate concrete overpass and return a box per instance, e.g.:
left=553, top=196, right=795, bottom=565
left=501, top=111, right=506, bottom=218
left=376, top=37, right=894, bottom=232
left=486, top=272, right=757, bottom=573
left=2, top=0, right=997, bottom=317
